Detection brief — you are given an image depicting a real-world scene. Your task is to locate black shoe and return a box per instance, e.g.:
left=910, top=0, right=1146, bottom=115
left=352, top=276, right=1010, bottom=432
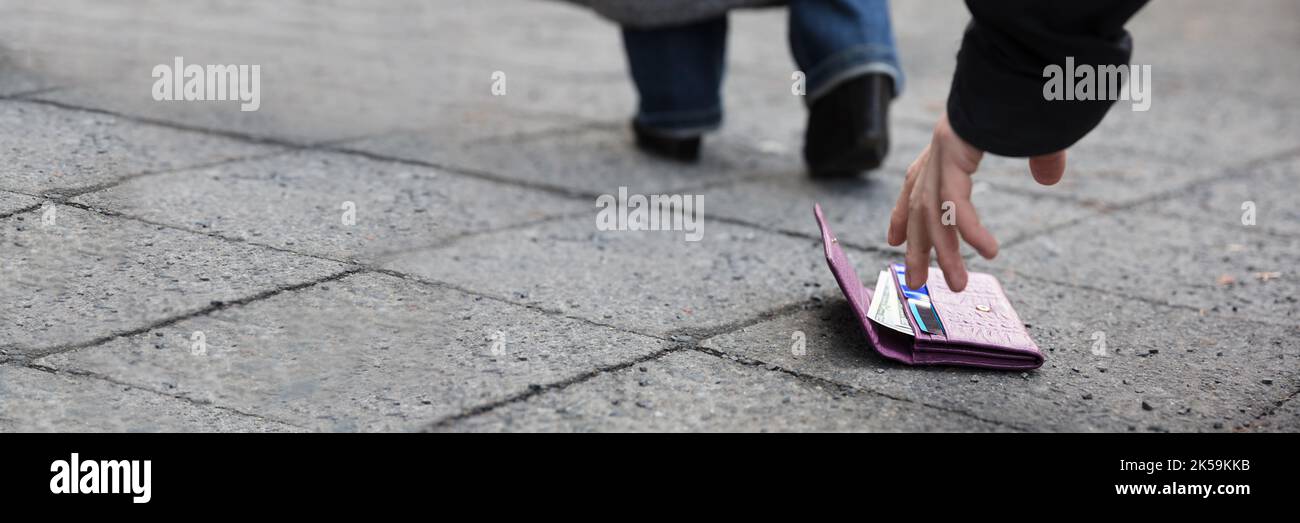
left=804, top=73, right=893, bottom=177
left=632, top=120, right=701, bottom=162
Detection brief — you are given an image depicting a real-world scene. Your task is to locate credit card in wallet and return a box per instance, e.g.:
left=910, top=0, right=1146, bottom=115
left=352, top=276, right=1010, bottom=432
left=908, top=299, right=945, bottom=336
left=891, top=264, right=945, bottom=336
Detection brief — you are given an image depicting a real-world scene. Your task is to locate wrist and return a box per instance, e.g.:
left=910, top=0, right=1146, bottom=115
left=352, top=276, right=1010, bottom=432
left=934, top=113, right=984, bottom=171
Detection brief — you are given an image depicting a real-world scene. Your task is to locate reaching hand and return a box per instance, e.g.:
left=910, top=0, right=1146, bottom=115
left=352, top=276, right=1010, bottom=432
left=887, top=113, right=1066, bottom=292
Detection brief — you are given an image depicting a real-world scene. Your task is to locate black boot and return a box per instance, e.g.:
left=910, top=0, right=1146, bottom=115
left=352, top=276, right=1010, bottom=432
left=804, top=73, right=893, bottom=177
left=632, top=120, right=702, bottom=163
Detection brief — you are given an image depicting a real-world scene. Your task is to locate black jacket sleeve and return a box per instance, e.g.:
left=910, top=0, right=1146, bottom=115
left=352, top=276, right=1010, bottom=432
left=946, top=0, right=1149, bottom=157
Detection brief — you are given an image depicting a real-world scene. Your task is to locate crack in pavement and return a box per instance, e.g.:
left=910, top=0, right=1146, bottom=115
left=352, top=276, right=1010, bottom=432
left=974, top=144, right=1300, bottom=252
left=422, top=344, right=688, bottom=431
left=418, top=298, right=832, bottom=431
left=41, top=149, right=299, bottom=201
left=422, top=296, right=1028, bottom=432
left=57, top=199, right=387, bottom=267
left=15, top=266, right=366, bottom=365
left=368, top=268, right=674, bottom=343
left=364, top=210, right=591, bottom=261
left=6, top=93, right=789, bottom=205
left=0, top=201, right=43, bottom=220
left=7, top=96, right=322, bottom=149
left=325, top=143, right=605, bottom=200
left=979, top=267, right=1290, bottom=335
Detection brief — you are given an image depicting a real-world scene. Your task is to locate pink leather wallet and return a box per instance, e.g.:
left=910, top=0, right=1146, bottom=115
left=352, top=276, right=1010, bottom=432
left=814, top=204, right=1044, bottom=370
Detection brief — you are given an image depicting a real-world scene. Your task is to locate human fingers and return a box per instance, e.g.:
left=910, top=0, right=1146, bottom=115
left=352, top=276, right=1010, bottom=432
left=904, top=185, right=933, bottom=290
left=928, top=199, right=968, bottom=292
left=1029, top=150, right=1067, bottom=186
left=954, top=197, right=998, bottom=260
left=888, top=145, right=927, bottom=246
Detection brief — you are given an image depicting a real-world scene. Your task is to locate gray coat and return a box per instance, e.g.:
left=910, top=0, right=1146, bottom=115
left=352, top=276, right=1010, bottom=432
left=563, top=0, right=785, bottom=29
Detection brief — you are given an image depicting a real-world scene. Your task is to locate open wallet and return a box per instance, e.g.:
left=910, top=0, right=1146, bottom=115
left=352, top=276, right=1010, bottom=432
left=814, top=204, right=1044, bottom=370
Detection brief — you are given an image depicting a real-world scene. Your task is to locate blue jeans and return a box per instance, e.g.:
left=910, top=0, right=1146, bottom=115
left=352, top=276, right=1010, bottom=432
left=622, top=0, right=903, bottom=137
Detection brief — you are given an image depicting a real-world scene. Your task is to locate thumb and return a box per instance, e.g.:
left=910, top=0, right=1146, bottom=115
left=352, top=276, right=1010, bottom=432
left=1029, top=150, right=1067, bottom=186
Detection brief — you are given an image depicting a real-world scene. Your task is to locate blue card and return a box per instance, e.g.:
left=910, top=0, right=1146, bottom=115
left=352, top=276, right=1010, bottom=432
left=891, top=264, right=945, bottom=335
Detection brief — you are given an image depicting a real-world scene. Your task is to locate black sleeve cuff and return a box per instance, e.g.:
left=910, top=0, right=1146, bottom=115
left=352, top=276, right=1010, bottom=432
left=946, top=0, right=1146, bottom=157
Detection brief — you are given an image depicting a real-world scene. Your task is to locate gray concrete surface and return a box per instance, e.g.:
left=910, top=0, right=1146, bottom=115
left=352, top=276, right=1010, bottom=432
left=0, top=0, right=1296, bottom=432
left=0, top=366, right=299, bottom=432
left=74, top=150, right=588, bottom=262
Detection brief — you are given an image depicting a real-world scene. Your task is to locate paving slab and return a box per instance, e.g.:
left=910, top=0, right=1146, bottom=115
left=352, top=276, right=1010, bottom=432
left=4, top=0, right=954, bottom=178
left=975, top=210, right=1299, bottom=325
left=1128, top=0, right=1300, bottom=102
left=701, top=278, right=1300, bottom=432
left=0, top=100, right=278, bottom=196
left=0, top=365, right=298, bottom=432
left=343, top=122, right=802, bottom=196
left=352, top=101, right=583, bottom=152
left=974, top=144, right=1215, bottom=208
left=448, top=61, right=633, bottom=124
left=35, top=272, right=670, bottom=432
left=383, top=216, right=878, bottom=337
left=32, top=79, right=589, bottom=147
left=442, top=350, right=1008, bottom=432
left=1065, top=88, right=1300, bottom=170
left=74, top=150, right=587, bottom=263
left=0, top=205, right=346, bottom=357
left=1143, top=155, right=1300, bottom=238
left=4, top=0, right=616, bottom=143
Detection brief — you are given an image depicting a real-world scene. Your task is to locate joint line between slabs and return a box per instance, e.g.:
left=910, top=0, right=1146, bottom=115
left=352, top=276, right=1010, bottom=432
left=19, top=267, right=365, bottom=364
left=420, top=298, right=826, bottom=429
left=988, top=142, right=1300, bottom=239
left=690, top=345, right=1030, bottom=432
left=6, top=94, right=808, bottom=213
left=1005, top=270, right=1292, bottom=333
left=18, top=200, right=670, bottom=351
left=5, top=95, right=598, bottom=206
left=424, top=295, right=876, bottom=431
left=23, top=363, right=312, bottom=431
left=422, top=345, right=687, bottom=431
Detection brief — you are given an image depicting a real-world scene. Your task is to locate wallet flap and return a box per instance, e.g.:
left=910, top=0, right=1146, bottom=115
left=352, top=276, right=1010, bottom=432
left=814, top=205, right=915, bottom=365
left=813, top=204, right=871, bottom=327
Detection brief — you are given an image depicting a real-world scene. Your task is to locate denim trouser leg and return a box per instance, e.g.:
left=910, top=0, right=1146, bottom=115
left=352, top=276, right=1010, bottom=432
left=789, top=0, right=903, bottom=101
left=621, top=17, right=727, bottom=137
